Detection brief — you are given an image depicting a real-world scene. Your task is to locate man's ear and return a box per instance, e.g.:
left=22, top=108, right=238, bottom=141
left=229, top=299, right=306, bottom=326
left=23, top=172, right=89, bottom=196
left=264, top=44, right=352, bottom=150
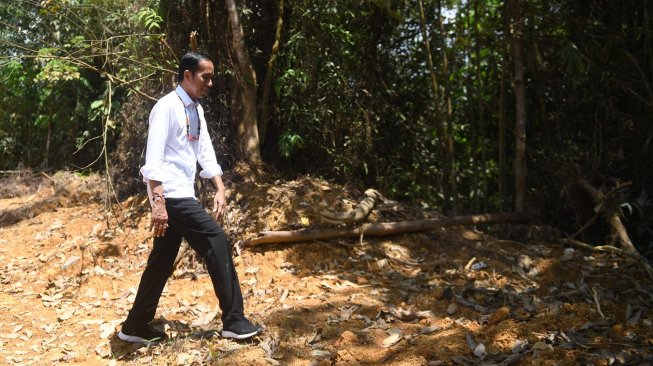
left=183, top=69, right=192, bottom=81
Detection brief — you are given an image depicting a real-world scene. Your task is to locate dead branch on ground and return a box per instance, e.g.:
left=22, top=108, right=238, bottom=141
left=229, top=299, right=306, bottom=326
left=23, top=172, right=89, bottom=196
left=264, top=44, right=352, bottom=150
left=564, top=238, right=653, bottom=281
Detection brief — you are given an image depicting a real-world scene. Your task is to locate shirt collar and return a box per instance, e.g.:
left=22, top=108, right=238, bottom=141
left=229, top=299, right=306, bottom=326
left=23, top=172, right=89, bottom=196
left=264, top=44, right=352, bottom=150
left=175, top=85, right=200, bottom=109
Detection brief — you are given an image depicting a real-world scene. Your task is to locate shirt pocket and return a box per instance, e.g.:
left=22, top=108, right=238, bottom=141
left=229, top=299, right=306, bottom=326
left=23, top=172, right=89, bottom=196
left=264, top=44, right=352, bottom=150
left=168, top=111, right=188, bottom=149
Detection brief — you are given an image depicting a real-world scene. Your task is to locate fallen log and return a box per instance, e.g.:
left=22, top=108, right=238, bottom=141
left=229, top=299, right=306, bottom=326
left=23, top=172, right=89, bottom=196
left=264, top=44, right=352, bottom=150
left=244, top=212, right=534, bottom=247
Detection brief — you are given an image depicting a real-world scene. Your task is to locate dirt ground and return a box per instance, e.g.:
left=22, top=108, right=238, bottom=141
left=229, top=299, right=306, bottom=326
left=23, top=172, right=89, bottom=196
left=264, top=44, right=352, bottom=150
left=1, top=169, right=652, bottom=366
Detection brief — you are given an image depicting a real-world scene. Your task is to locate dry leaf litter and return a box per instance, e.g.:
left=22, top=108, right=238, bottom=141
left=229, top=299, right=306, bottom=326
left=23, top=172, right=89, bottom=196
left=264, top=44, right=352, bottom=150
left=0, top=168, right=652, bottom=366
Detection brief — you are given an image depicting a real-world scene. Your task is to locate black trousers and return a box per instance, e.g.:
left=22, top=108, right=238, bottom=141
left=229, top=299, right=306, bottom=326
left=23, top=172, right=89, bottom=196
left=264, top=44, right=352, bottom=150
left=123, top=197, right=244, bottom=329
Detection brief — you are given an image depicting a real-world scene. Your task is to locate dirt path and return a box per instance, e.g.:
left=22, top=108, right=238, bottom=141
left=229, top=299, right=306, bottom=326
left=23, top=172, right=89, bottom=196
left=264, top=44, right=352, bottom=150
left=1, top=173, right=652, bottom=365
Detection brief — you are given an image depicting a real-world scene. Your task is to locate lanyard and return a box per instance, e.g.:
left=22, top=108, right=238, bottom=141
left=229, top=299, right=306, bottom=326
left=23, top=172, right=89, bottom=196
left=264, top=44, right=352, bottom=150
left=175, top=91, right=200, bottom=141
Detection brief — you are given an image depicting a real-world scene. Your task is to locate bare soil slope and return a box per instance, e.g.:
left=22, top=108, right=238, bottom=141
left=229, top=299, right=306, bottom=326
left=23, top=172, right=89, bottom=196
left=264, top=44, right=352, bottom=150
left=0, top=170, right=652, bottom=365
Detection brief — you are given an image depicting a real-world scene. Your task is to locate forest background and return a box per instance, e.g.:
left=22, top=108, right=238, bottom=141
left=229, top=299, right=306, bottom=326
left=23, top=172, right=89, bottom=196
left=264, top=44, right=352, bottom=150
left=1, top=0, right=652, bottom=257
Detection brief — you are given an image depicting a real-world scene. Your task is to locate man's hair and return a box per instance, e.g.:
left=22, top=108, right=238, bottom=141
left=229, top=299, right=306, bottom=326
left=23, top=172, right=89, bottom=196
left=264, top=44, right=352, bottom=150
left=177, top=52, right=211, bottom=82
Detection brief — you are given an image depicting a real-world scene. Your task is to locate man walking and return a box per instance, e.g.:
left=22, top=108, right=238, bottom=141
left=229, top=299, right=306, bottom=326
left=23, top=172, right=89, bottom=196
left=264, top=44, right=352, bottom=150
left=119, top=52, right=262, bottom=342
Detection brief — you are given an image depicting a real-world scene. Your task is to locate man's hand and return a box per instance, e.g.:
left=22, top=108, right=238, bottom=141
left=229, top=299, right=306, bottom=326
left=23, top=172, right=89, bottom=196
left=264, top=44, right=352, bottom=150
left=212, top=190, right=226, bottom=221
left=211, top=175, right=227, bottom=221
left=150, top=194, right=168, bottom=237
left=146, top=177, right=169, bottom=239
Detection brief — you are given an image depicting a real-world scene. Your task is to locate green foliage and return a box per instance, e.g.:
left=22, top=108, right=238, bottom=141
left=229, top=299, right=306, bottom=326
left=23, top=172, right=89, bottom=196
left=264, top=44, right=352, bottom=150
left=135, top=7, right=163, bottom=31
left=278, top=132, right=304, bottom=158
left=560, top=41, right=585, bottom=75
left=264, top=0, right=653, bottom=224
left=274, top=1, right=396, bottom=180
left=1, top=0, right=652, bottom=247
left=0, top=0, right=172, bottom=170
left=0, top=60, right=32, bottom=165
left=34, top=48, right=81, bottom=84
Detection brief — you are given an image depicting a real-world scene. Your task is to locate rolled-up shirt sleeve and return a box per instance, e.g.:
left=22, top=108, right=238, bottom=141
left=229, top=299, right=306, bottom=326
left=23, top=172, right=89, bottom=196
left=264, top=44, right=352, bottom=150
left=140, top=101, right=170, bottom=182
left=197, top=106, right=223, bottom=179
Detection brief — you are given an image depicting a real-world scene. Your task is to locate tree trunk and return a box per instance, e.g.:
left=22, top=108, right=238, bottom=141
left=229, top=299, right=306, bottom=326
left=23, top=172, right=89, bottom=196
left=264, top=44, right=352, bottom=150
left=417, top=0, right=450, bottom=210
left=42, top=100, right=54, bottom=168
left=225, top=0, right=261, bottom=161
left=499, top=3, right=509, bottom=211
left=499, top=63, right=507, bottom=211
left=467, top=2, right=478, bottom=212
left=507, top=0, right=527, bottom=212
left=259, top=0, right=284, bottom=146
left=474, top=0, right=487, bottom=212
left=437, top=0, right=459, bottom=215
left=44, top=119, right=51, bottom=168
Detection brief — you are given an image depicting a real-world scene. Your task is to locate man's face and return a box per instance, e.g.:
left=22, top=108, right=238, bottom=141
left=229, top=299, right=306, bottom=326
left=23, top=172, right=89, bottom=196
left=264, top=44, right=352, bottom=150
left=184, top=60, right=214, bottom=100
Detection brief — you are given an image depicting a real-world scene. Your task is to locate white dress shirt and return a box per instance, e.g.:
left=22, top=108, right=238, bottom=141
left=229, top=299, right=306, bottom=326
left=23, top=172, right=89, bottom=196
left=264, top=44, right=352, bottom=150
left=140, top=85, right=223, bottom=199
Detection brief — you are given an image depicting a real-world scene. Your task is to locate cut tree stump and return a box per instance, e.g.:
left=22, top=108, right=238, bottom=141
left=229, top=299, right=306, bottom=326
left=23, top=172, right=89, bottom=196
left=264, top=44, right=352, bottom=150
left=244, top=212, right=535, bottom=247
left=577, top=179, right=638, bottom=253
left=319, top=188, right=389, bottom=224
